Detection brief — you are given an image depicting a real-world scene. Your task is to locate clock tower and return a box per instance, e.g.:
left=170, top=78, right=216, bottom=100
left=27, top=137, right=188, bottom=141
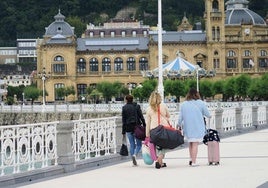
left=204, top=0, right=226, bottom=72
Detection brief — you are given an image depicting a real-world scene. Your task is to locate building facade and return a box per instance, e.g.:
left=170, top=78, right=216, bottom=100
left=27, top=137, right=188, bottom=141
left=36, top=0, right=268, bottom=102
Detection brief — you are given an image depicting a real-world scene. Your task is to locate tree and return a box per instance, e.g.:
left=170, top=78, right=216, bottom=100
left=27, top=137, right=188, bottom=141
left=199, top=79, right=213, bottom=100
left=164, top=79, right=184, bottom=102
left=55, top=86, right=76, bottom=102
left=223, top=77, right=236, bottom=101
left=235, top=74, right=251, bottom=100
left=96, top=81, right=117, bottom=103
left=212, top=80, right=224, bottom=99
left=23, top=86, right=41, bottom=105
left=248, top=77, right=261, bottom=100
left=66, top=16, right=86, bottom=37
left=139, top=79, right=157, bottom=101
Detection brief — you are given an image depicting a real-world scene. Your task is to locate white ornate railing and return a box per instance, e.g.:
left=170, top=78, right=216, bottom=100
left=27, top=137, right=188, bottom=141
left=72, top=117, right=117, bottom=161
left=0, top=122, right=58, bottom=175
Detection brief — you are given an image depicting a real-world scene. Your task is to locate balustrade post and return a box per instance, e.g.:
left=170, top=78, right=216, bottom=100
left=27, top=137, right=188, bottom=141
left=215, top=102, right=223, bottom=134
left=266, top=104, right=268, bottom=125
left=235, top=102, right=243, bottom=132
left=252, top=104, right=258, bottom=129
left=115, top=117, right=123, bottom=154
left=57, top=120, right=76, bottom=172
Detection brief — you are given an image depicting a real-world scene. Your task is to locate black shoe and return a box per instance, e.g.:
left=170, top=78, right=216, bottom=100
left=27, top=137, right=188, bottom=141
left=155, top=162, right=161, bottom=169
left=162, top=163, right=167, bottom=168
left=208, top=162, right=213, bottom=166
left=214, top=162, right=220, bottom=165
left=189, top=161, right=192, bottom=166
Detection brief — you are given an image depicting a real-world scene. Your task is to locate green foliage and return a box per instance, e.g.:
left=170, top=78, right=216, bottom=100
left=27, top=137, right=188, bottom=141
left=223, top=77, right=236, bottom=101
left=23, top=86, right=41, bottom=105
left=164, top=79, right=185, bottom=102
left=235, top=74, right=251, bottom=100
left=0, top=0, right=266, bottom=41
left=199, top=79, right=213, bottom=99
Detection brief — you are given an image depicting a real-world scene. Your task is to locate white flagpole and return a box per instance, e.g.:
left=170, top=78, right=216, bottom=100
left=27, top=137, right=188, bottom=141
left=157, top=0, right=164, bottom=101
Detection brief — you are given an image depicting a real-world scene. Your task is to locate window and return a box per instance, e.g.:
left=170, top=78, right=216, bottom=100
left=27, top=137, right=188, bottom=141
left=227, top=59, right=237, bottom=68
left=77, top=58, right=86, bottom=73
left=53, top=64, right=65, bottom=73
left=122, top=31, right=126, bottom=37
left=212, top=0, right=219, bottom=11
left=127, top=57, right=136, bottom=71
left=114, top=57, right=123, bottom=72
left=90, top=58, right=98, bottom=72
left=54, top=83, right=64, bottom=101
left=259, top=50, right=268, bottom=68
left=77, top=84, right=87, bottom=96
left=243, top=59, right=251, bottom=68
left=100, top=31, right=104, bottom=38
left=111, top=31, right=115, bottom=37
left=139, top=57, right=148, bottom=71
left=54, top=55, right=64, bottom=61
left=132, top=31, right=137, bottom=37
left=213, top=58, right=220, bottom=69
left=102, top=57, right=111, bottom=72
left=227, top=50, right=237, bottom=68
left=244, top=50, right=251, bottom=57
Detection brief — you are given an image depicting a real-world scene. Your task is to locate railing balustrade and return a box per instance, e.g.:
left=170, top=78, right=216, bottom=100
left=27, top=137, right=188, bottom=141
left=0, top=101, right=267, bottom=178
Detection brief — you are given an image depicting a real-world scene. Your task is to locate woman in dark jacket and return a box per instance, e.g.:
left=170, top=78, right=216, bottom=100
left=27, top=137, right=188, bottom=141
left=122, top=94, right=146, bottom=166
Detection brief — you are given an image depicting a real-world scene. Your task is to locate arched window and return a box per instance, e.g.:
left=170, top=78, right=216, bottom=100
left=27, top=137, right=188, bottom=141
left=127, top=57, right=136, bottom=71
left=102, top=57, right=111, bottom=72
left=212, top=0, right=219, bottom=11
left=213, top=50, right=220, bottom=69
left=114, top=57, right=123, bottom=72
left=53, top=55, right=65, bottom=73
left=54, top=55, right=64, bottom=62
left=90, top=58, right=98, bottom=72
left=139, top=57, right=148, bottom=71
left=77, top=58, right=86, bottom=73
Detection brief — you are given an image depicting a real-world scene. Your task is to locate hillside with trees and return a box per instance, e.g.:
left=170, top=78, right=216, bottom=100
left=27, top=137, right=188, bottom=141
left=0, top=0, right=267, bottom=46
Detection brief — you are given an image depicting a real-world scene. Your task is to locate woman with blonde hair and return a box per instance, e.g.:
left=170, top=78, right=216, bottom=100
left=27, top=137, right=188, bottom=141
left=145, top=91, right=170, bottom=169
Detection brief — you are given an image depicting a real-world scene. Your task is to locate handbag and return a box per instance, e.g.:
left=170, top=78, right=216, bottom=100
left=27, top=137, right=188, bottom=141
left=150, top=108, right=184, bottom=149
left=134, top=124, right=146, bottom=140
left=119, top=135, right=128, bottom=156
left=203, top=128, right=220, bottom=145
left=141, top=142, right=154, bottom=165
left=144, top=137, right=157, bottom=161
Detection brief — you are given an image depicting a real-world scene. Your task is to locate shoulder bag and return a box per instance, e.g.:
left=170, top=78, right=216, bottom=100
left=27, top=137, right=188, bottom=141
left=150, top=107, right=184, bottom=149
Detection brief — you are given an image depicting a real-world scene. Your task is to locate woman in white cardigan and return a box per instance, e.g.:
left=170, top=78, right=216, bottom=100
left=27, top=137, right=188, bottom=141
left=178, top=88, right=211, bottom=166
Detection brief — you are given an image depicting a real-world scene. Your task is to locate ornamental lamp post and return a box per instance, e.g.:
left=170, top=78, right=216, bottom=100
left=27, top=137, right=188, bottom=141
left=38, top=67, right=50, bottom=106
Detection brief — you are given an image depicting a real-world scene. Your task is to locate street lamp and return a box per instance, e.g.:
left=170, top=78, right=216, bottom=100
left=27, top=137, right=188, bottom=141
left=38, top=67, right=50, bottom=106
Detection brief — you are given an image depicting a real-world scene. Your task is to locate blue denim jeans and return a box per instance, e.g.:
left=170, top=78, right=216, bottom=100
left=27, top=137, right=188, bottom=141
left=126, top=132, right=142, bottom=156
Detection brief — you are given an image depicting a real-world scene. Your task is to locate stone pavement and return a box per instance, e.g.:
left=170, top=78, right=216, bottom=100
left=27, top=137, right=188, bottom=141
left=10, top=129, right=268, bottom=188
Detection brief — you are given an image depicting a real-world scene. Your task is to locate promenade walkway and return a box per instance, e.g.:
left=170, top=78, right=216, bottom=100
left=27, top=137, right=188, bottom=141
left=9, top=128, right=268, bottom=188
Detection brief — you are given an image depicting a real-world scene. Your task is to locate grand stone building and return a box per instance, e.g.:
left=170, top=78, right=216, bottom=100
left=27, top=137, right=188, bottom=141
left=36, top=0, right=268, bottom=102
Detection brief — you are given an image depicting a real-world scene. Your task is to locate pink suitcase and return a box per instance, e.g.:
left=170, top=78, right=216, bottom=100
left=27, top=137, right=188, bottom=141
left=207, top=141, right=220, bottom=165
